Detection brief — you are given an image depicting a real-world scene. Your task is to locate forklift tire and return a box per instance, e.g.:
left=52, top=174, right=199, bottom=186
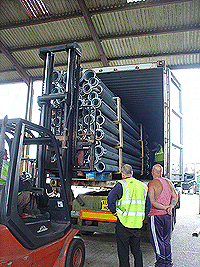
left=65, top=238, right=85, bottom=267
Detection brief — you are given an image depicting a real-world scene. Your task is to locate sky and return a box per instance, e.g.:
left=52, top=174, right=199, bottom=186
left=0, top=68, right=200, bottom=166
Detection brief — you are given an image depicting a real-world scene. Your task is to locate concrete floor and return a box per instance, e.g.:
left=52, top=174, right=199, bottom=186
left=171, top=194, right=200, bottom=267
left=81, top=194, right=200, bottom=267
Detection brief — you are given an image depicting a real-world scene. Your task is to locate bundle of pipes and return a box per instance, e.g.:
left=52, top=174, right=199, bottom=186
left=48, top=70, right=68, bottom=136
left=76, top=69, right=149, bottom=176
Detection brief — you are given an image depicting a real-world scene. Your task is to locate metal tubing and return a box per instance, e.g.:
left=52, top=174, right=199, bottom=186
left=99, top=101, right=117, bottom=121
left=91, top=97, right=101, bottom=108
left=95, top=161, right=105, bottom=172
left=96, top=128, right=119, bottom=147
left=96, top=115, right=105, bottom=126
left=100, top=123, right=119, bottom=138
left=123, top=142, right=141, bottom=158
left=76, top=69, right=149, bottom=177
left=121, top=118, right=140, bottom=140
left=98, top=79, right=115, bottom=98
left=115, top=97, right=123, bottom=149
left=101, top=137, right=119, bottom=147
left=123, top=130, right=141, bottom=150
left=122, top=152, right=141, bottom=164
left=88, top=91, right=98, bottom=100
left=87, top=154, right=99, bottom=165
left=95, top=162, right=119, bottom=173
left=121, top=108, right=139, bottom=132
left=95, top=129, right=104, bottom=140
left=88, top=77, right=99, bottom=87
left=98, top=88, right=116, bottom=111
left=96, top=109, right=101, bottom=116
left=52, top=71, right=63, bottom=83
left=84, top=114, right=95, bottom=125
left=95, top=143, right=119, bottom=161
left=96, top=127, right=119, bottom=146
left=101, top=142, right=118, bottom=155
left=122, top=155, right=142, bottom=167
left=79, top=79, right=87, bottom=89
left=99, top=157, right=118, bottom=166
left=82, top=83, right=92, bottom=94
left=38, top=93, right=66, bottom=103
left=84, top=72, right=116, bottom=105
left=83, top=69, right=96, bottom=81
left=95, top=145, right=104, bottom=157
left=100, top=149, right=119, bottom=161
left=97, top=114, right=119, bottom=136
left=102, top=128, right=118, bottom=140
left=92, top=84, right=103, bottom=94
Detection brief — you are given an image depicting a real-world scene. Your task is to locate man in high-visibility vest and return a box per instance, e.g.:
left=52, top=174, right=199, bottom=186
left=107, top=164, right=151, bottom=267
left=0, top=149, right=9, bottom=185
left=154, top=142, right=164, bottom=164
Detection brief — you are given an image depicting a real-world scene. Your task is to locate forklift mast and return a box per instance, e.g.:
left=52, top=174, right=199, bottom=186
left=37, top=42, right=82, bottom=202
left=0, top=43, right=83, bottom=251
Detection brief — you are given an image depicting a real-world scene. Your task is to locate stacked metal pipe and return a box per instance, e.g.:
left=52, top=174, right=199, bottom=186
left=48, top=70, right=68, bottom=136
left=39, top=69, right=150, bottom=177
left=76, top=69, right=150, bottom=177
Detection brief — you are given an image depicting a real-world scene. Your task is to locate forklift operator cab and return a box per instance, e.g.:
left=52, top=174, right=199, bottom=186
left=0, top=119, right=71, bottom=246
left=0, top=119, right=85, bottom=266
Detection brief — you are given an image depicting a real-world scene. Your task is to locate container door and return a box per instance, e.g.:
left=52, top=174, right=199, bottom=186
left=167, top=70, right=183, bottom=182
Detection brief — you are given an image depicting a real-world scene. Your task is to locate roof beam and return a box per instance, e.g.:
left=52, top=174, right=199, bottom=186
left=77, top=0, right=109, bottom=67
left=3, top=24, right=200, bottom=54
left=1, top=50, right=199, bottom=74
left=1, top=62, right=200, bottom=85
left=0, top=41, right=30, bottom=85
left=0, top=0, right=193, bottom=30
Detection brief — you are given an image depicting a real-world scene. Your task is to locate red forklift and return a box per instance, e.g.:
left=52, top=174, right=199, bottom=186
left=0, top=43, right=85, bottom=267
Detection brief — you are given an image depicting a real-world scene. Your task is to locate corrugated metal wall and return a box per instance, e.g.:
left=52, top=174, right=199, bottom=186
left=96, top=67, right=164, bottom=145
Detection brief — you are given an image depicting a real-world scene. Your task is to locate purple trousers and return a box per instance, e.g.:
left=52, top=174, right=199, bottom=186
left=148, top=214, right=173, bottom=267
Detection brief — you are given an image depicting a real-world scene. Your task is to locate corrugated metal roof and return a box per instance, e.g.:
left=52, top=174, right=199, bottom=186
left=93, top=2, right=198, bottom=35
left=0, top=0, right=199, bottom=84
left=1, top=0, right=28, bottom=24
left=1, top=17, right=91, bottom=49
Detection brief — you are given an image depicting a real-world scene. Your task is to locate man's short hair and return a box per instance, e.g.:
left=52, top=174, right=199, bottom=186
left=121, top=164, right=133, bottom=176
left=152, top=164, right=163, bottom=175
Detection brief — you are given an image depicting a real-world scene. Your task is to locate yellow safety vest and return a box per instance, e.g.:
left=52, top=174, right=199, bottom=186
left=0, top=160, right=9, bottom=185
left=116, top=177, right=147, bottom=228
left=155, top=144, right=164, bottom=162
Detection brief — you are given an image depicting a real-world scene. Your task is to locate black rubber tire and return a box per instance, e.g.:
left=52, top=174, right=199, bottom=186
left=65, top=238, right=85, bottom=267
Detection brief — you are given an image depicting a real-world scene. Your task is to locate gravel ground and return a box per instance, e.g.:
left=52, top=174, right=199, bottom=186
left=81, top=194, right=200, bottom=267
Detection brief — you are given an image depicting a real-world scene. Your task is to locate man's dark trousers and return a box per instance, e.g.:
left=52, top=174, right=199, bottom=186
left=115, top=219, right=143, bottom=267
left=148, top=214, right=173, bottom=267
